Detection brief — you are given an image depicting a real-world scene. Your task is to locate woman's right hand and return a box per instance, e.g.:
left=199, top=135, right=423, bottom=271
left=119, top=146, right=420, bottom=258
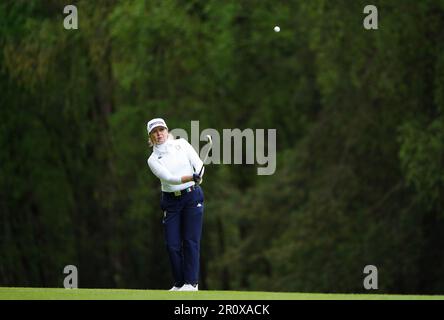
left=180, top=174, right=201, bottom=184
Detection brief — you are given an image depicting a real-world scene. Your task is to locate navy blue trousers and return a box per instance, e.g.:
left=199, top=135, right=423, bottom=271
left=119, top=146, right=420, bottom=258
left=161, top=186, right=204, bottom=287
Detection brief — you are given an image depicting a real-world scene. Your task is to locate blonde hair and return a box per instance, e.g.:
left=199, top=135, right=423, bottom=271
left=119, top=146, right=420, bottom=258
left=148, top=132, right=175, bottom=147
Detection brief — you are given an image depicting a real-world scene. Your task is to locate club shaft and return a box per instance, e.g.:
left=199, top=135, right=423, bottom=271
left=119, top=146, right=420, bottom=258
left=198, top=139, right=212, bottom=175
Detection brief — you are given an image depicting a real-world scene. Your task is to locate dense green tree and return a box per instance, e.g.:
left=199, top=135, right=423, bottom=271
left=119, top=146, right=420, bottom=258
left=1, top=0, right=443, bottom=293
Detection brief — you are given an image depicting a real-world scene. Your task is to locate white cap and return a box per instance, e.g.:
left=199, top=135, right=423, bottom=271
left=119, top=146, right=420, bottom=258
left=147, top=118, right=168, bottom=134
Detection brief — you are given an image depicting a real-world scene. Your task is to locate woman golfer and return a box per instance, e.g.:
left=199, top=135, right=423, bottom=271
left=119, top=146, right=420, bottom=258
left=147, top=118, right=204, bottom=291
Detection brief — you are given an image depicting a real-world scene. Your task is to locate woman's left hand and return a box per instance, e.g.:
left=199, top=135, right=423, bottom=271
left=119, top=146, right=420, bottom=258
left=192, top=173, right=202, bottom=183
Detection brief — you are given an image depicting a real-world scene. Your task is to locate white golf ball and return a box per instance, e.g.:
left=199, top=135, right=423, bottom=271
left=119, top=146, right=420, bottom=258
left=274, top=26, right=280, bottom=32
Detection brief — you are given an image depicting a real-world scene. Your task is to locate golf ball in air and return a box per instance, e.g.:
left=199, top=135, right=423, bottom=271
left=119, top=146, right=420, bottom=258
left=274, top=26, right=280, bottom=32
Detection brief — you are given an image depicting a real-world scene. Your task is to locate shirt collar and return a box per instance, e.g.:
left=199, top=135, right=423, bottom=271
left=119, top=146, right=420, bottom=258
left=154, top=140, right=172, bottom=155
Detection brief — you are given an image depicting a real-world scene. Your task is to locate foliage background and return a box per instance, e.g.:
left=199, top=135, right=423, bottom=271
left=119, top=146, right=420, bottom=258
left=1, top=0, right=443, bottom=293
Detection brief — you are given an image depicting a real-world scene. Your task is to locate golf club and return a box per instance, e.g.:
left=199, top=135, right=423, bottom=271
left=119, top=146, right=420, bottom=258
left=198, top=135, right=212, bottom=176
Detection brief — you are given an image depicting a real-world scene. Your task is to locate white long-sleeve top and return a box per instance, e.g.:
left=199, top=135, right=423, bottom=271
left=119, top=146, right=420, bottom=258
left=148, top=138, right=204, bottom=192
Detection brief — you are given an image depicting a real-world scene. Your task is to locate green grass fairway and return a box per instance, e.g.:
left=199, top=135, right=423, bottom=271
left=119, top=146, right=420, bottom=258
left=1, top=287, right=443, bottom=300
